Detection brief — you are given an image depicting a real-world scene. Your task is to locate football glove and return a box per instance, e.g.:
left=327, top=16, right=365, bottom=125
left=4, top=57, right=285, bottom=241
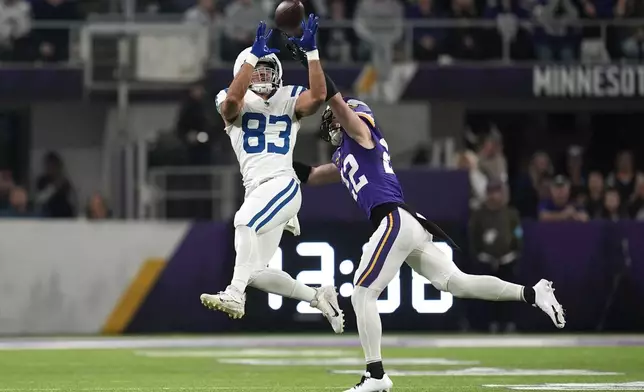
left=250, top=21, right=280, bottom=59
left=288, top=13, right=319, bottom=53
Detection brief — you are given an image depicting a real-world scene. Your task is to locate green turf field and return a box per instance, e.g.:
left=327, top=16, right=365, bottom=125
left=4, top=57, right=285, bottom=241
left=0, top=337, right=643, bottom=391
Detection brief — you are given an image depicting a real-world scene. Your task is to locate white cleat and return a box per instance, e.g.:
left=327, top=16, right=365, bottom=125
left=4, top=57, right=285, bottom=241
left=533, top=279, right=565, bottom=329
left=343, top=372, right=393, bottom=392
left=200, top=286, right=246, bottom=319
left=310, top=285, right=345, bottom=334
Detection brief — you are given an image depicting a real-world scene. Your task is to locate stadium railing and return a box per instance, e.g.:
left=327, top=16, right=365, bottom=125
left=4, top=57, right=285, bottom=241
left=4, top=17, right=644, bottom=66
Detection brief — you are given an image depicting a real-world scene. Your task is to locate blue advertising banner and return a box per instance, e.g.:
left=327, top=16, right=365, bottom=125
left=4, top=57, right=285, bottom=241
left=3, top=64, right=644, bottom=101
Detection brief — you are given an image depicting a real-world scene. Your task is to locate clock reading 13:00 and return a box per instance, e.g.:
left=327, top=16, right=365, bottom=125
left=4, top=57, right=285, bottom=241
left=267, top=241, right=453, bottom=314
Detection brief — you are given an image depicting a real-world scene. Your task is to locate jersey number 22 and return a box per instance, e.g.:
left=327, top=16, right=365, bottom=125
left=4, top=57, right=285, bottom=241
left=341, top=139, right=395, bottom=201
left=242, top=113, right=292, bottom=155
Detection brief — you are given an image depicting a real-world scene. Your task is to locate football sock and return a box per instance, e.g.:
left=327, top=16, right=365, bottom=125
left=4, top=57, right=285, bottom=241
left=366, top=361, right=385, bottom=379
left=352, top=286, right=383, bottom=364
left=446, top=272, right=524, bottom=301
left=230, top=225, right=259, bottom=294
left=522, top=286, right=536, bottom=304
left=248, top=268, right=316, bottom=302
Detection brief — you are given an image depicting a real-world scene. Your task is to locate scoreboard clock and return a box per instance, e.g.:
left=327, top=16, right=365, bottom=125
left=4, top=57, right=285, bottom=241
left=267, top=241, right=454, bottom=315
left=240, top=221, right=466, bottom=331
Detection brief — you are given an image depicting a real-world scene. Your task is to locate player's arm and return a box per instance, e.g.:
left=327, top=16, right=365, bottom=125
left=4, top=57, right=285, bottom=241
left=292, top=14, right=326, bottom=118
left=219, top=21, right=279, bottom=123
left=219, top=61, right=254, bottom=123
left=294, top=162, right=340, bottom=186
left=294, top=55, right=326, bottom=118
left=328, top=93, right=374, bottom=148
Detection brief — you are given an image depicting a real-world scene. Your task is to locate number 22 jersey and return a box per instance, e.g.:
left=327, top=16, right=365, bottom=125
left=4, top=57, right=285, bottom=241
left=332, top=98, right=405, bottom=219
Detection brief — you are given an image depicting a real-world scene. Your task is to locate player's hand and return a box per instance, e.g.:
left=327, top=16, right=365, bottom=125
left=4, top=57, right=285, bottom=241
left=289, top=13, right=319, bottom=52
left=282, top=31, right=309, bottom=69
left=250, top=21, right=280, bottom=59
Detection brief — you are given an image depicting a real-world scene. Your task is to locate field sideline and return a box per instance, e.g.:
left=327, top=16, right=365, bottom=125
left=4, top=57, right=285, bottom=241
left=0, top=335, right=643, bottom=391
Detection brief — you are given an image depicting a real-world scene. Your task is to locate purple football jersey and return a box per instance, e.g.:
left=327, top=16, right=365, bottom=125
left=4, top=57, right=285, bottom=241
left=332, top=98, right=405, bottom=218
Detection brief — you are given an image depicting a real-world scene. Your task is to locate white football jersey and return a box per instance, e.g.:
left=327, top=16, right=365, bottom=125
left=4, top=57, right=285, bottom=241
left=216, top=85, right=307, bottom=189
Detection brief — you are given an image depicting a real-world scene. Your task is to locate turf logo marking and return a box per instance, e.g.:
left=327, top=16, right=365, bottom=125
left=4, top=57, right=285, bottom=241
left=483, top=382, right=644, bottom=390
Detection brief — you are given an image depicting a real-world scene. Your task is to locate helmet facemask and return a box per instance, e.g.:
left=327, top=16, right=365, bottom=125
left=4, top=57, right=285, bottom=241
left=250, top=60, right=279, bottom=95
left=320, top=107, right=343, bottom=146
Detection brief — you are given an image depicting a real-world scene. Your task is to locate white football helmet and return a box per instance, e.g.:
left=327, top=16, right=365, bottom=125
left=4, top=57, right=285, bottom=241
left=233, top=47, right=283, bottom=95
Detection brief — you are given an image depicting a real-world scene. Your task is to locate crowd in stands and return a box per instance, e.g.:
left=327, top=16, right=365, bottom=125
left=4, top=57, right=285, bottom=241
left=463, top=130, right=643, bottom=332
left=182, top=0, right=644, bottom=62
left=0, top=151, right=111, bottom=219
left=458, top=132, right=644, bottom=223
left=1, top=0, right=642, bottom=63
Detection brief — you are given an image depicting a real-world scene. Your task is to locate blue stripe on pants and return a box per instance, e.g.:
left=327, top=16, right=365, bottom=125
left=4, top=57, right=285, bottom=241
left=255, top=183, right=300, bottom=231
left=247, top=179, right=296, bottom=230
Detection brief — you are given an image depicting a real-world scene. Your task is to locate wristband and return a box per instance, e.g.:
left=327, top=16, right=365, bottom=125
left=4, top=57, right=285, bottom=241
left=293, top=161, right=312, bottom=184
left=324, top=73, right=339, bottom=101
left=306, top=49, right=320, bottom=61
left=245, top=53, right=259, bottom=68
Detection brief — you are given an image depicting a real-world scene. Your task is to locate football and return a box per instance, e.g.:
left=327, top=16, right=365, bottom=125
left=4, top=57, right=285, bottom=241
left=274, top=0, right=305, bottom=36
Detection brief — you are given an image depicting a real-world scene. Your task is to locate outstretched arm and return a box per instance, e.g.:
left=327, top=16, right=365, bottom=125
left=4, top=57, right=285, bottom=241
left=219, top=21, right=280, bottom=123
left=327, top=93, right=374, bottom=148
left=292, top=14, right=326, bottom=118
left=294, top=162, right=341, bottom=186
left=294, top=56, right=326, bottom=117
left=220, top=63, right=253, bottom=124
left=308, top=163, right=341, bottom=185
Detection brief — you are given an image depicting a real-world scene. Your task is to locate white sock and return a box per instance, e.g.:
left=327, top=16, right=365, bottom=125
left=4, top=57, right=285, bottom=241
left=352, top=286, right=382, bottom=363
left=447, top=272, right=524, bottom=301
left=230, top=225, right=259, bottom=294
left=248, top=268, right=316, bottom=302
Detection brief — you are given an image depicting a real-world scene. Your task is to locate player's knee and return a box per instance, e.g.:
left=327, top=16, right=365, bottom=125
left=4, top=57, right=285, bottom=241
left=351, top=286, right=366, bottom=308
left=351, top=285, right=379, bottom=308
left=422, top=265, right=460, bottom=293
left=234, top=225, right=257, bottom=249
left=444, top=271, right=474, bottom=298
left=247, top=267, right=266, bottom=286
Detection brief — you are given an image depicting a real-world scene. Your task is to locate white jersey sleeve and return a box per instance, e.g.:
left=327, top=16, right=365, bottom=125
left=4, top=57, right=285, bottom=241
left=280, top=85, right=307, bottom=118
left=215, top=89, right=227, bottom=115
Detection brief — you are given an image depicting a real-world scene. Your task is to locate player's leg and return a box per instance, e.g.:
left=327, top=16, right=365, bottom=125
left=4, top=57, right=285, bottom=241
left=201, top=177, right=300, bottom=319
left=406, top=240, right=565, bottom=329
left=345, top=209, right=421, bottom=392
left=248, top=224, right=345, bottom=333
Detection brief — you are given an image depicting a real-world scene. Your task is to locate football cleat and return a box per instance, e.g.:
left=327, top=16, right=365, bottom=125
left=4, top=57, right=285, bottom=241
left=533, top=279, right=565, bottom=329
left=200, top=286, right=246, bottom=319
left=310, top=285, right=345, bottom=334
left=343, top=371, right=393, bottom=392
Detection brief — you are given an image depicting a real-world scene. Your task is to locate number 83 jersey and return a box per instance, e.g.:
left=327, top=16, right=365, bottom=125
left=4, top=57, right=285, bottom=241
left=216, top=85, right=306, bottom=189
left=332, top=98, right=405, bottom=218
